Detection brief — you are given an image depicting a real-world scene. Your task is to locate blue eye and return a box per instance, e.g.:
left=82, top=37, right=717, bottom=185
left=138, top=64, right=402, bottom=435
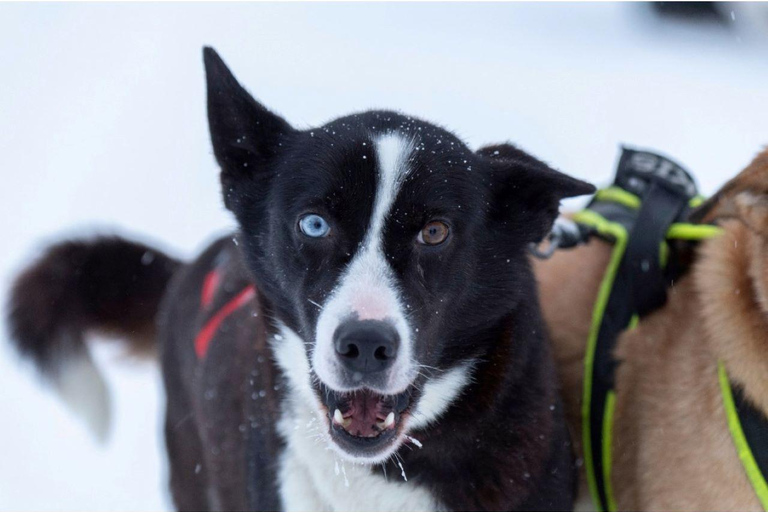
left=299, top=214, right=331, bottom=238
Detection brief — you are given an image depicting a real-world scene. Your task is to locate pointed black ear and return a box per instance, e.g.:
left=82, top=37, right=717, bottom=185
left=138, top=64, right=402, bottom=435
left=203, top=47, right=294, bottom=181
left=478, top=143, right=595, bottom=242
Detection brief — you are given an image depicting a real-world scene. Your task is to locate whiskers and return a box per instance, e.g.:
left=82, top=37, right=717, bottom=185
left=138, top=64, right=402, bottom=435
left=394, top=452, right=408, bottom=482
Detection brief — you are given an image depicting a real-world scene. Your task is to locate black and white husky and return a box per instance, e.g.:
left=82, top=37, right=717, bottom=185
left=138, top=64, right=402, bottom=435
left=7, top=47, right=594, bottom=511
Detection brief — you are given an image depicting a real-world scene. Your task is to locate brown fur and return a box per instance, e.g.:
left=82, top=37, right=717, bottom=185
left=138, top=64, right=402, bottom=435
left=532, top=236, right=611, bottom=461
left=534, top=149, right=768, bottom=510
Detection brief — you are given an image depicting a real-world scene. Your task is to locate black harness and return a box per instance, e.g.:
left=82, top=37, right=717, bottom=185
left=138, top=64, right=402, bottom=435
left=534, top=147, right=768, bottom=511
left=579, top=148, right=700, bottom=511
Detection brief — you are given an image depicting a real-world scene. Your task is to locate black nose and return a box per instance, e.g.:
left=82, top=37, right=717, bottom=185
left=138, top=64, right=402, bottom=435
left=333, top=320, right=400, bottom=374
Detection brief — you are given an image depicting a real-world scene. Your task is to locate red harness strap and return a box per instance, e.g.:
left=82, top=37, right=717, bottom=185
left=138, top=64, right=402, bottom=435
left=194, top=269, right=256, bottom=359
left=200, top=269, right=221, bottom=309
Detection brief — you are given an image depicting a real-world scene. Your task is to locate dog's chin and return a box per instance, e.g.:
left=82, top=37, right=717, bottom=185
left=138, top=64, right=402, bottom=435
left=312, top=381, right=415, bottom=463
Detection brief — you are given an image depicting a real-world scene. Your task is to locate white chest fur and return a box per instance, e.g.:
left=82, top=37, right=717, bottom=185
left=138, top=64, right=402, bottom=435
left=277, top=404, right=442, bottom=512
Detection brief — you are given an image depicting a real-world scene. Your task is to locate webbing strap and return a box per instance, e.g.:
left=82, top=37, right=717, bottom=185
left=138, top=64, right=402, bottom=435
left=624, top=180, right=689, bottom=317
left=194, top=260, right=256, bottom=359
left=195, top=285, right=255, bottom=359
left=574, top=166, right=704, bottom=510
left=575, top=210, right=725, bottom=511
left=719, top=363, right=768, bottom=511
left=577, top=213, right=628, bottom=512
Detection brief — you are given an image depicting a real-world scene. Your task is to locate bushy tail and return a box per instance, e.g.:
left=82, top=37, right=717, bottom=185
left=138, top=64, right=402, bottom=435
left=6, top=236, right=181, bottom=441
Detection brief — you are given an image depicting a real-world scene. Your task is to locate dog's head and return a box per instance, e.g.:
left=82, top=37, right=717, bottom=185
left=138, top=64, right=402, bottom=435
left=204, top=47, right=594, bottom=463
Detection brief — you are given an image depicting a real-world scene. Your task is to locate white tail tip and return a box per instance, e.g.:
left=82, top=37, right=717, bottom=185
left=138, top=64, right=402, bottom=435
left=54, top=351, right=112, bottom=443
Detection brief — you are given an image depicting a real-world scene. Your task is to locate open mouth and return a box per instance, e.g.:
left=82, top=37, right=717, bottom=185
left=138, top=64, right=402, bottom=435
left=316, top=384, right=414, bottom=457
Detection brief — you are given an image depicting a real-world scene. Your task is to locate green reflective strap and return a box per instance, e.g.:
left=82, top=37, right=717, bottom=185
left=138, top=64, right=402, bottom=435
left=594, top=187, right=641, bottom=210
left=661, top=223, right=723, bottom=267
left=594, top=188, right=706, bottom=211
left=602, top=391, right=618, bottom=511
left=572, top=210, right=627, bottom=243
left=667, top=223, right=724, bottom=240
left=572, top=206, right=722, bottom=512
left=572, top=209, right=627, bottom=511
left=718, top=362, right=768, bottom=511
left=660, top=241, right=669, bottom=269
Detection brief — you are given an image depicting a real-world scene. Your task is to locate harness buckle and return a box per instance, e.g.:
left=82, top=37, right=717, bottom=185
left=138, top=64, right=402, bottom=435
left=529, top=217, right=592, bottom=260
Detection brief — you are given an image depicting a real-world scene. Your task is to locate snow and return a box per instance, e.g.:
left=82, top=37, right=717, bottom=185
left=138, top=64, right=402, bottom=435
left=1, top=3, right=767, bottom=510
left=406, top=435, right=423, bottom=449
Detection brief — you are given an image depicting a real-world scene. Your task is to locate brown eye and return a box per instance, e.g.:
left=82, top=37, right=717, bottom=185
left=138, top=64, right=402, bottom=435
left=418, top=221, right=450, bottom=246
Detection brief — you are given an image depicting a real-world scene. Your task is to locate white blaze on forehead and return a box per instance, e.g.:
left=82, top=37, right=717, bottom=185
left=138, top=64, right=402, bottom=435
left=312, top=133, right=416, bottom=393
left=365, top=133, right=414, bottom=249
left=340, top=133, right=414, bottom=321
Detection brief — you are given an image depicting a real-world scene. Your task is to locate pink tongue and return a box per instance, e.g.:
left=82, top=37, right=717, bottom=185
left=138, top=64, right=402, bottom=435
left=344, top=391, right=388, bottom=438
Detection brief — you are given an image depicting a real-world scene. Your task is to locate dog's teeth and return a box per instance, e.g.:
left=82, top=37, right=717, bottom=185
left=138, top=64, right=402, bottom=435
left=376, top=412, right=395, bottom=430
left=333, top=409, right=352, bottom=428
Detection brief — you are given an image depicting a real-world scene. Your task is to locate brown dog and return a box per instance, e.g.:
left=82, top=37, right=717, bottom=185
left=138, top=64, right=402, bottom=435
left=534, top=149, right=768, bottom=510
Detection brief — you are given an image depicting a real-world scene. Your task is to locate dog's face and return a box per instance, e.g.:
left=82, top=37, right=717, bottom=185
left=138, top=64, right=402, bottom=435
left=204, top=48, right=594, bottom=463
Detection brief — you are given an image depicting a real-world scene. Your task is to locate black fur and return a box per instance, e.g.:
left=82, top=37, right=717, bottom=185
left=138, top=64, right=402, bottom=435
left=6, top=46, right=595, bottom=511
left=7, top=237, right=179, bottom=376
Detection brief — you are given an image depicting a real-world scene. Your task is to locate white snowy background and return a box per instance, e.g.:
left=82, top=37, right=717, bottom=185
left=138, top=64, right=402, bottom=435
left=1, top=3, right=768, bottom=510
